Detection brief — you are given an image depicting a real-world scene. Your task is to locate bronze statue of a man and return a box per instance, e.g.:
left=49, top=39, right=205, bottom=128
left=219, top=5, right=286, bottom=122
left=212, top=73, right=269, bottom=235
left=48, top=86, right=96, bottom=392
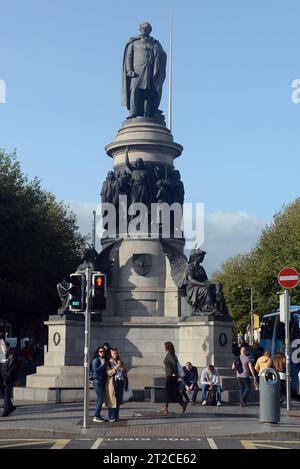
left=122, top=22, right=167, bottom=118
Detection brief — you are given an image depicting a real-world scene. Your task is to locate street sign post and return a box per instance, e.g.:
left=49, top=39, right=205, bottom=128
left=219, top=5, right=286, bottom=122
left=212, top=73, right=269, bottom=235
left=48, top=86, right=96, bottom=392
left=277, top=267, right=299, bottom=411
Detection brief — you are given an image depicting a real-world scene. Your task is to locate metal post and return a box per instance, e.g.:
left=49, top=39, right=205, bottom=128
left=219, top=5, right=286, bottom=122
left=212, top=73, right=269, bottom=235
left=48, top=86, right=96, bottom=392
left=83, top=266, right=91, bottom=429
left=250, top=288, right=254, bottom=346
left=285, top=289, right=291, bottom=411
left=92, top=210, right=96, bottom=249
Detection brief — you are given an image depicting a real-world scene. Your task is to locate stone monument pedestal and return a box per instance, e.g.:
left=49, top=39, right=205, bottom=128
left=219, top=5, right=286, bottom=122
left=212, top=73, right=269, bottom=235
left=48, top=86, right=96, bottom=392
left=15, top=312, right=233, bottom=402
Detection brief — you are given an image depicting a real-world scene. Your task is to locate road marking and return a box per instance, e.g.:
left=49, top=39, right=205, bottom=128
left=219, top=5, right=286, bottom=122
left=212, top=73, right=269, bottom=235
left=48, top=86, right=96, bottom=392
left=0, top=439, right=57, bottom=449
left=91, top=438, right=103, bottom=449
left=50, top=439, right=71, bottom=449
left=207, top=438, right=218, bottom=449
left=240, top=440, right=300, bottom=450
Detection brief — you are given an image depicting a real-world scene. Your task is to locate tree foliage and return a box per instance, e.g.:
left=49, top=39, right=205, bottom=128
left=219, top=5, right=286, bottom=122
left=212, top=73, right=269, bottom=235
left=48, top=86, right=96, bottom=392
left=0, top=150, right=87, bottom=336
left=213, top=199, right=300, bottom=329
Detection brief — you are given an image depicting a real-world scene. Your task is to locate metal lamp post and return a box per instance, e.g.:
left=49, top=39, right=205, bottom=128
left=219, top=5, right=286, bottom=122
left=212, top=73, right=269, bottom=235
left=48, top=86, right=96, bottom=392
left=237, top=286, right=254, bottom=346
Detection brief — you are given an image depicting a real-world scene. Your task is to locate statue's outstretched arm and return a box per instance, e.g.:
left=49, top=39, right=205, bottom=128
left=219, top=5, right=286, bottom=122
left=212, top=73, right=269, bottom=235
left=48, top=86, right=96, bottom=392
left=124, top=147, right=133, bottom=173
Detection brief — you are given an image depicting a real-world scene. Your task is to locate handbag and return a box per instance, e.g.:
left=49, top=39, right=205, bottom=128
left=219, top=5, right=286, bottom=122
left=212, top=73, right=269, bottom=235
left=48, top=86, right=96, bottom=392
left=122, top=385, right=133, bottom=402
left=176, top=360, right=185, bottom=378
left=234, top=357, right=243, bottom=374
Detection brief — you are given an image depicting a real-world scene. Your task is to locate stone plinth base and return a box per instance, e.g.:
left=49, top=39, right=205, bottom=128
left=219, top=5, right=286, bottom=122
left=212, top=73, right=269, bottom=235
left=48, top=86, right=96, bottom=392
left=15, top=314, right=235, bottom=402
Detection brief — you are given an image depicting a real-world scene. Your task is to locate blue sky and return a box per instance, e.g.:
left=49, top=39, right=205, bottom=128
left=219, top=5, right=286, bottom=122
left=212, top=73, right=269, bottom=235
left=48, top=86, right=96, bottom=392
left=1, top=0, right=300, bottom=273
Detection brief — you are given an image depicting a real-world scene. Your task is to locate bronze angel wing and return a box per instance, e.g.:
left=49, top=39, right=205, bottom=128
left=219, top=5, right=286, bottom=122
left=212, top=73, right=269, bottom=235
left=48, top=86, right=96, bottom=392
left=95, top=239, right=123, bottom=282
left=160, top=239, right=189, bottom=288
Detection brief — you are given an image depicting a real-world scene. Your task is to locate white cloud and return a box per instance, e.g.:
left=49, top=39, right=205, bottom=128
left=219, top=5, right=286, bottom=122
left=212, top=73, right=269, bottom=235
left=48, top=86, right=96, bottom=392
left=68, top=200, right=99, bottom=248
left=203, top=211, right=265, bottom=275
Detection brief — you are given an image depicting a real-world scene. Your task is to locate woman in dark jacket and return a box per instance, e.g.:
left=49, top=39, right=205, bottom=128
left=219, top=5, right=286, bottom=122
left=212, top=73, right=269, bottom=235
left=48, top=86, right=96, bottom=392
left=91, top=346, right=107, bottom=423
left=0, top=342, right=19, bottom=417
left=160, top=341, right=188, bottom=414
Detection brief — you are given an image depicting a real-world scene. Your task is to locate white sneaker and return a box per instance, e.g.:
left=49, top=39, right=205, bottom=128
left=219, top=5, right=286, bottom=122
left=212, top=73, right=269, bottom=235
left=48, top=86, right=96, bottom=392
left=217, top=401, right=221, bottom=407
left=93, top=417, right=104, bottom=423
left=202, top=400, right=207, bottom=406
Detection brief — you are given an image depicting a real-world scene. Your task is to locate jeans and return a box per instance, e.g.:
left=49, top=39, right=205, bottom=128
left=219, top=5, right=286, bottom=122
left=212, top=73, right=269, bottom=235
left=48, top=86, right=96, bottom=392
left=237, top=377, right=251, bottom=404
left=201, top=384, right=222, bottom=402
left=280, top=380, right=286, bottom=402
left=0, top=381, right=14, bottom=413
left=179, top=381, right=199, bottom=402
left=93, top=379, right=106, bottom=418
left=108, top=379, right=123, bottom=420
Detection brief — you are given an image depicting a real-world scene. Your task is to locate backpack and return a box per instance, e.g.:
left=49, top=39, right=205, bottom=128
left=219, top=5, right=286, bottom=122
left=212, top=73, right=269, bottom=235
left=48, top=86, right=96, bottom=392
left=234, top=357, right=243, bottom=374
left=206, top=386, right=216, bottom=406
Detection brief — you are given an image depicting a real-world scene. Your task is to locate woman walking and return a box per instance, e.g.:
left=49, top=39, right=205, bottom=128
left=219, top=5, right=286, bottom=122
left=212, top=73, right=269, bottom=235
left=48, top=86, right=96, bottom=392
left=91, top=346, right=107, bottom=423
left=160, top=341, right=188, bottom=414
left=105, top=348, right=127, bottom=422
left=273, top=352, right=286, bottom=405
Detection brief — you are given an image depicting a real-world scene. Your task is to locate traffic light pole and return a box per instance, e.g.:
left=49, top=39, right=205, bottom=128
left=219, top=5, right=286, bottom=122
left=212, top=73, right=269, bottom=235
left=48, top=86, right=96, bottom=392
left=284, top=288, right=291, bottom=411
left=83, top=265, right=92, bottom=429
left=250, top=287, right=254, bottom=346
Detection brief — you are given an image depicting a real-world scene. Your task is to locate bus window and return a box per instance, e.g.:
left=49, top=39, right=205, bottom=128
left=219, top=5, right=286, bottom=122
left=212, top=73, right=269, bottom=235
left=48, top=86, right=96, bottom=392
left=291, top=315, right=300, bottom=340
left=260, top=318, right=274, bottom=340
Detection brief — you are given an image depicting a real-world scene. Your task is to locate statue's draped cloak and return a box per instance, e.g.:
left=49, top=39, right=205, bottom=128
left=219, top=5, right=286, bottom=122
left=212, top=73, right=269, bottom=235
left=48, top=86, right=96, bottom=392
left=122, top=36, right=167, bottom=110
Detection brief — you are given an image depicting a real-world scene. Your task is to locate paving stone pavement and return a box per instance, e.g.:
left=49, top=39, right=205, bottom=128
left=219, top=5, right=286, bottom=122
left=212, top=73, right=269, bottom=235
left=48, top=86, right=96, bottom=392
left=0, top=399, right=299, bottom=440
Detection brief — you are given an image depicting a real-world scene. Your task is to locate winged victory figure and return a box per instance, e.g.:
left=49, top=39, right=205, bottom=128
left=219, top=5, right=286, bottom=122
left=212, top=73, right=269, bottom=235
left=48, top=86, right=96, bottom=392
left=160, top=239, right=228, bottom=317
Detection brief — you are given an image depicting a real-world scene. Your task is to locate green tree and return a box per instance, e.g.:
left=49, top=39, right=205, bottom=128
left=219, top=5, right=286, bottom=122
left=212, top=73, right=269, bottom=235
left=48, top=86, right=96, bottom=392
left=251, top=199, right=300, bottom=312
left=212, top=253, right=252, bottom=337
left=213, top=199, right=300, bottom=335
left=0, top=150, right=86, bottom=341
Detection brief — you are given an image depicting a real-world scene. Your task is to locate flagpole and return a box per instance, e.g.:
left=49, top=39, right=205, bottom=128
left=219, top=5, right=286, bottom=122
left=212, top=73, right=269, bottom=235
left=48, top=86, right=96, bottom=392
left=168, top=2, right=174, bottom=133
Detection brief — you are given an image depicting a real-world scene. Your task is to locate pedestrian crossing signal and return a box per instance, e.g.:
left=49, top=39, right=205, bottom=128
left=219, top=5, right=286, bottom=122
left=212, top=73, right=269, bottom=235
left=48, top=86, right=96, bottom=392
left=91, top=272, right=106, bottom=311
left=69, top=273, right=85, bottom=312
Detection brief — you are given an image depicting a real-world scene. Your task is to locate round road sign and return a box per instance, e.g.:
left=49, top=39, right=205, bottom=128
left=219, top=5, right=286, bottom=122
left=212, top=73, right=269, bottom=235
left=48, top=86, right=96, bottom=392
left=277, top=267, right=299, bottom=289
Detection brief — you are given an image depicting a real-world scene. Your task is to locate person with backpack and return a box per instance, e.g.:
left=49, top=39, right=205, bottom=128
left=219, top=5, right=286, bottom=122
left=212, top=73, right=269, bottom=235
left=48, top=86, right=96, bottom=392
left=232, top=346, right=257, bottom=407
left=201, top=365, right=222, bottom=406
left=0, top=342, right=19, bottom=417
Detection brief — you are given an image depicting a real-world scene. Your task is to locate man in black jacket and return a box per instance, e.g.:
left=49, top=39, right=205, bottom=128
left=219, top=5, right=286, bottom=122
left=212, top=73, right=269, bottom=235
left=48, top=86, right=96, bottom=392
left=0, top=342, right=19, bottom=417
left=179, top=362, right=199, bottom=405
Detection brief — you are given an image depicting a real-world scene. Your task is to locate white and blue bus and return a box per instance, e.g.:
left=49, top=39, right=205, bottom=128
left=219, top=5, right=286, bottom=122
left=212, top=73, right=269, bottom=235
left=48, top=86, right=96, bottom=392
left=260, top=305, right=300, bottom=395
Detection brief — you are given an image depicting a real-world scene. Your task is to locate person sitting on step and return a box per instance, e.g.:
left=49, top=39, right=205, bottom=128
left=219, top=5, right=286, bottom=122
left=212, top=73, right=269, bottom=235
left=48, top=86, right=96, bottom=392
left=200, top=364, right=222, bottom=407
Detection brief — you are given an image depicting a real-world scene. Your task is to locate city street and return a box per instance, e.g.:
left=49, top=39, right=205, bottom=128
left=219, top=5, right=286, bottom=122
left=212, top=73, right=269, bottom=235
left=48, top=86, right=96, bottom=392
left=0, top=400, right=299, bottom=450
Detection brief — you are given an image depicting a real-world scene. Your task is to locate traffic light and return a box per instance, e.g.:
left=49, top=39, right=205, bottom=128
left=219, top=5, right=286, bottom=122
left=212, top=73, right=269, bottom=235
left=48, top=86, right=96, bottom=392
left=91, top=272, right=106, bottom=311
left=69, top=272, right=86, bottom=312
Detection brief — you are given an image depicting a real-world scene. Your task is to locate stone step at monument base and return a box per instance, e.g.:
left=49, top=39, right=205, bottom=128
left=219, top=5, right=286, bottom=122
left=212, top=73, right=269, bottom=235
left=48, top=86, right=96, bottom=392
left=35, top=365, right=83, bottom=376
left=221, top=389, right=259, bottom=403
left=217, top=368, right=236, bottom=377
left=25, top=365, right=84, bottom=388
left=13, top=386, right=95, bottom=403
left=26, top=374, right=84, bottom=388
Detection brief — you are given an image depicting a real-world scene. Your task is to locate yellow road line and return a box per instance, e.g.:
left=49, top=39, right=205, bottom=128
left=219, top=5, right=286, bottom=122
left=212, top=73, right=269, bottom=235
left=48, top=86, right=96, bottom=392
left=240, top=440, right=300, bottom=450
left=0, top=439, right=71, bottom=449
left=50, top=439, right=71, bottom=449
left=0, top=440, right=56, bottom=449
